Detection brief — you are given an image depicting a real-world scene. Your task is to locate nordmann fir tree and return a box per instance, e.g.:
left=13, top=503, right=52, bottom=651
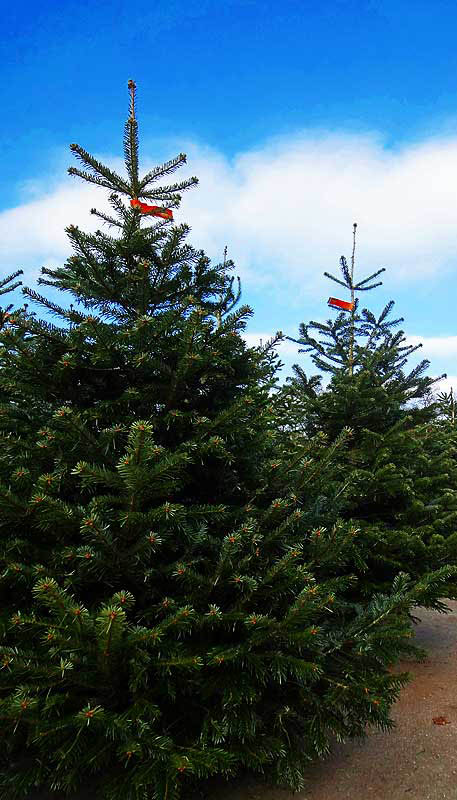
left=411, top=386, right=457, bottom=578
left=1, top=87, right=456, bottom=800
left=281, top=224, right=457, bottom=600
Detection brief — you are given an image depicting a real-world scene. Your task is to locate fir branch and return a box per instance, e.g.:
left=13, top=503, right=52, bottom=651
left=323, top=272, right=348, bottom=288
left=354, top=267, right=386, bottom=288
left=0, top=270, right=24, bottom=297
left=68, top=144, right=131, bottom=195
left=339, top=256, right=352, bottom=287
left=21, top=287, right=81, bottom=321
left=90, top=209, right=123, bottom=229
left=138, top=154, right=197, bottom=193
left=355, top=281, right=384, bottom=291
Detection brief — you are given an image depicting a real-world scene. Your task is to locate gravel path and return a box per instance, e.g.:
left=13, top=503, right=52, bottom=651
left=21, top=600, right=457, bottom=800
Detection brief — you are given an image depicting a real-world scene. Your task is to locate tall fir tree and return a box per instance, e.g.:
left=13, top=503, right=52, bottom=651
left=1, top=87, right=456, bottom=800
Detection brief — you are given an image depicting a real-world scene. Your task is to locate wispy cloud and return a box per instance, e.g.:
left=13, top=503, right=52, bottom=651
left=405, top=335, right=457, bottom=360
left=176, top=131, right=457, bottom=296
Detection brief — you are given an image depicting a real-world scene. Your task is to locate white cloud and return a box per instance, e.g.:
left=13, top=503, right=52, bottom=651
left=3, top=128, right=457, bottom=302
left=405, top=335, right=457, bottom=359
left=176, top=131, right=457, bottom=296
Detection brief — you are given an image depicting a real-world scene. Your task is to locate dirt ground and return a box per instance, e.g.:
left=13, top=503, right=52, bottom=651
left=20, top=600, right=457, bottom=800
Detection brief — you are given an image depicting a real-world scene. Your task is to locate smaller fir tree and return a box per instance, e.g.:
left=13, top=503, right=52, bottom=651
left=279, top=225, right=457, bottom=600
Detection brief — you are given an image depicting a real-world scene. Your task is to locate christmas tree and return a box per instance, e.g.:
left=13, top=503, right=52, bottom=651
left=409, top=386, right=457, bottom=576
left=281, top=225, right=457, bottom=599
left=1, top=86, right=456, bottom=800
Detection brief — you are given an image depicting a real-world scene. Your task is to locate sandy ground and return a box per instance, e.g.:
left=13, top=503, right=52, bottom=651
left=19, top=600, right=457, bottom=800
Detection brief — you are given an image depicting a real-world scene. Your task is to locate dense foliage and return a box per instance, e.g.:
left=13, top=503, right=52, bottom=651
left=1, top=86, right=456, bottom=800
left=279, top=229, right=457, bottom=599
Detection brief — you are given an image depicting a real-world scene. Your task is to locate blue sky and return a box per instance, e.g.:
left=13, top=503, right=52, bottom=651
left=2, top=0, right=457, bottom=392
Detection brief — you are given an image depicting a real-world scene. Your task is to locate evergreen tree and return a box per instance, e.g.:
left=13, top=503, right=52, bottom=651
left=286, top=223, right=445, bottom=436
left=414, top=386, right=457, bottom=573
left=435, top=387, right=457, bottom=427
left=281, top=225, right=457, bottom=597
left=1, top=87, right=455, bottom=800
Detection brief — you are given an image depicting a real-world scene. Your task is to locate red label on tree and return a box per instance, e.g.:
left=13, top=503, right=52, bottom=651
left=328, top=297, right=354, bottom=311
left=130, top=198, right=173, bottom=220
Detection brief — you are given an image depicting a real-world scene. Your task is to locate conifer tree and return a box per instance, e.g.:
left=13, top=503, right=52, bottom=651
left=435, top=387, right=457, bottom=427
left=414, top=386, right=457, bottom=572
left=281, top=225, right=457, bottom=598
left=1, top=88, right=456, bottom=800
left=286, top=223, right=444, bottom=434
